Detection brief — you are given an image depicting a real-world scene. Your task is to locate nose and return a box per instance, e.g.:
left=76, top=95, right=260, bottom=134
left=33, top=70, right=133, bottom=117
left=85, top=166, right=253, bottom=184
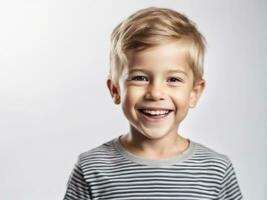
left=144, top=81, right=165, bottom=101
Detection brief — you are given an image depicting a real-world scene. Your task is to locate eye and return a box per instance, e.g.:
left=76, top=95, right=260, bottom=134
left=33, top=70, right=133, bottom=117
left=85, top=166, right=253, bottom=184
left=131, top=75, right=149, bottom=81
left=167, top=77, right=183, bottom=83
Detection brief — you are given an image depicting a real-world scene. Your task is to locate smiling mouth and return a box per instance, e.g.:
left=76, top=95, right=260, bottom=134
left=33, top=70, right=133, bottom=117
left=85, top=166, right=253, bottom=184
left=137, top=109, right=173, bottom=117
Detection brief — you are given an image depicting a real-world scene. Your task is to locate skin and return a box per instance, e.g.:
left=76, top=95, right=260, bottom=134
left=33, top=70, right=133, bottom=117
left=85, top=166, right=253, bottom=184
left=107, top=40, right=205, bottom=160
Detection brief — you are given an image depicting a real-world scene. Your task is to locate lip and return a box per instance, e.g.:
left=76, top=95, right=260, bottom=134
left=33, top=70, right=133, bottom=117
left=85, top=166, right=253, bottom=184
left=137, top=107, right=174, bottom=111
left=137, top=108, right=173, bottom=123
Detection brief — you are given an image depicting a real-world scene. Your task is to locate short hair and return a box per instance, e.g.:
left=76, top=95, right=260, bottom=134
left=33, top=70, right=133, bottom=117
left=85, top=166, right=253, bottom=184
left=109, top=7, right=206, bottom=86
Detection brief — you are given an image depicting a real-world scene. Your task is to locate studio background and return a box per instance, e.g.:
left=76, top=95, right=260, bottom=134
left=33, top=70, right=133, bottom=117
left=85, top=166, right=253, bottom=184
left=0, top=0, right=266, bottom=199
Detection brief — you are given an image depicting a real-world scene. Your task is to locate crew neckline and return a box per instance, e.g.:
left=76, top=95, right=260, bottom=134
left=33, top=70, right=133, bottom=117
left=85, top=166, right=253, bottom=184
left=113, top=135, right=196, bottom=167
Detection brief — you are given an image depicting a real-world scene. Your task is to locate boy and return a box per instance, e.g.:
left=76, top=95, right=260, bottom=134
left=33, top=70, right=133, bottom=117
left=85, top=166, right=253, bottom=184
left=64, top=7, right=243, bottom=200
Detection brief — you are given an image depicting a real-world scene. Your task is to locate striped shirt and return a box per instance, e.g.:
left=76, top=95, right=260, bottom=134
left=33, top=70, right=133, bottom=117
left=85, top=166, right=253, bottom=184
left=64, top=137, right=243, bottom=200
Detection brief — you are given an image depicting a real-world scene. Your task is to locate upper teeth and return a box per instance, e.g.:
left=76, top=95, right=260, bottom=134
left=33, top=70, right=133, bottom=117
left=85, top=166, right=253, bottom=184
left=142, top=109, right=169, bottom=115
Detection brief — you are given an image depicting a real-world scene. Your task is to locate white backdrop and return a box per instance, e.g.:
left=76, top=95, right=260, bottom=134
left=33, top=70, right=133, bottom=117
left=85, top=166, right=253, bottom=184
left=0, top=0, right=266, bottom=199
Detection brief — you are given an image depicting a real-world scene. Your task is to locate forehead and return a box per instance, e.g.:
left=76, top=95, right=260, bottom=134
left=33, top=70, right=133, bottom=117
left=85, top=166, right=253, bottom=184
left=127, top=40, right=192, bottom=74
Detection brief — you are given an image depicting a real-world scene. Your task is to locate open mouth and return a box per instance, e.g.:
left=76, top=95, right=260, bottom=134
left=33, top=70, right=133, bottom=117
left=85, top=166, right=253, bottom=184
left=138, top=109, right=173, bottom=118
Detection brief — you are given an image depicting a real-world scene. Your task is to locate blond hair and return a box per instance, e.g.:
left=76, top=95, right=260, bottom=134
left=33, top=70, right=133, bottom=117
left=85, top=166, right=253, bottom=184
left=109, top=7, right=206, bottom=86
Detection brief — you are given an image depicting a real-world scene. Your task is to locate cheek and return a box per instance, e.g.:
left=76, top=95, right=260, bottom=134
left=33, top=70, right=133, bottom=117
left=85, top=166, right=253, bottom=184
left=171, top=91, right=191, bottom=108
left=125, top=86, right=144, bottom=99
left=171, top=93, right=192, bottom=121
left=121, top=87, right=144, bottom=110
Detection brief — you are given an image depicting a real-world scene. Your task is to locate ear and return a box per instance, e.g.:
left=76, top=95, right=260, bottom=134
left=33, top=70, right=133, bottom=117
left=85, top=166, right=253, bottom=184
left=107, top=79, right=121, bottom=104
left=189, top=79, right=205, bottom=108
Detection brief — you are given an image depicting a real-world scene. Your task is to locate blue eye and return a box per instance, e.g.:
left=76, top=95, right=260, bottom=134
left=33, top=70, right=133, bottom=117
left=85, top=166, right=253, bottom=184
left=131, top=76, right=149, bottom=81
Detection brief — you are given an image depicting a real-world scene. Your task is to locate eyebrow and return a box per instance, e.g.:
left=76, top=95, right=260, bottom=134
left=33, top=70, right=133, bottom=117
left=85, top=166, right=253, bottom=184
left=128, top=69, right=150, bottom=74
left=166, top=69, right=188, bottom=77
left=128, top=68, right=188, bottom=77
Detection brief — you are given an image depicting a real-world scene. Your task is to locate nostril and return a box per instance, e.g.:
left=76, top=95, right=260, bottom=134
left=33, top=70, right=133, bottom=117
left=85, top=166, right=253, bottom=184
left=144, top=93, right=165, bottom=101
left=144, top=88, right=165, bottom=101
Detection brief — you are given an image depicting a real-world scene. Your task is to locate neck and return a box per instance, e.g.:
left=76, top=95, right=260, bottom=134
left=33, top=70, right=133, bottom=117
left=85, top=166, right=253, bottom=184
left=120, top=130, right=189, bottom=160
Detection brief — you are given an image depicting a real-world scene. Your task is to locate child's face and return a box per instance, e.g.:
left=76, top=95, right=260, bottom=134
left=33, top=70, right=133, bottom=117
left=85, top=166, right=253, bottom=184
left=108, top=41, right=205, bottom=140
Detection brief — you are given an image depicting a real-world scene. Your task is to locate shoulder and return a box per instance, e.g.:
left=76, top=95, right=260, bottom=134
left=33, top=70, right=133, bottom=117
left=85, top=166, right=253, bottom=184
left=79, top=139, right=116, bottom=160
left=190, top=141, right=243, bottom=198
left=190, top=141, right=233, bottom=171
left=76, top=138, right=122, bottom=168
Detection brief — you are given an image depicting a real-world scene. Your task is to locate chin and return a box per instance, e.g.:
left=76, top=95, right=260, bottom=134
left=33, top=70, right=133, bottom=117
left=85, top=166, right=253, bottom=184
left=141, top=129, right=171, bottom=140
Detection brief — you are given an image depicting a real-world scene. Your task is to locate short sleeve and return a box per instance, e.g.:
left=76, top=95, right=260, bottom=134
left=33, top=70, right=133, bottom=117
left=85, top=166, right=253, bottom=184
left=63, top=161, right=91, bottom=200
left=218, top=160, right=243, bottom=200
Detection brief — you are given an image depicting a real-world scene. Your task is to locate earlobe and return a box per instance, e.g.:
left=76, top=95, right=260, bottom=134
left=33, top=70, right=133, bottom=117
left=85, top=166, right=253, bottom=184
left=189, top=79, right=205, bottom=108
left=107, top=79, right=121, bottom=104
